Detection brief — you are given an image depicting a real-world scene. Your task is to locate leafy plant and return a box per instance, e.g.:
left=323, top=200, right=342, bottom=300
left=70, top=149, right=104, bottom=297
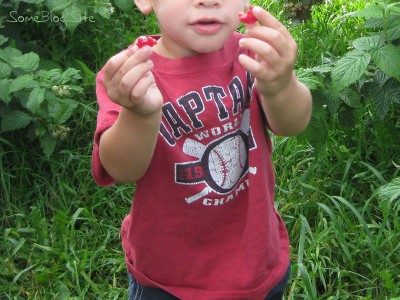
left=330, top=1, right=400, bottom=114
left=45, top=0, right=124, bottom=32
left=0, top=0, right=137, bottom=157
left=298, top=0, right=400, bottom=153
left=0, top=40, right=83, bottom=157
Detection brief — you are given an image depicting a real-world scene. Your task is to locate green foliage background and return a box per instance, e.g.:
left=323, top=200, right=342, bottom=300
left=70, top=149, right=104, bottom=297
left=1, top=0, right=399, bottom=299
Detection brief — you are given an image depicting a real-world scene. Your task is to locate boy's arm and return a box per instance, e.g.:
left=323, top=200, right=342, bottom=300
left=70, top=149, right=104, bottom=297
left=260, top=73, right=311, bottom=136
left=98, top=46, right=163, bottom=183
left=239, top=6, right=312, bottom=136
left=99, top=108, right=161, bottom=183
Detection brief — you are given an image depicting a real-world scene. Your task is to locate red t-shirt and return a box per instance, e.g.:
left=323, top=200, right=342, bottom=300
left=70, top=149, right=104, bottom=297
left=92, top=32, right=290, bottom=300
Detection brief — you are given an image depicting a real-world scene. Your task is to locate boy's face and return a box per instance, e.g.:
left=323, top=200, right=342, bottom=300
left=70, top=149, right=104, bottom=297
left=135, top=0, right=250, bottom=58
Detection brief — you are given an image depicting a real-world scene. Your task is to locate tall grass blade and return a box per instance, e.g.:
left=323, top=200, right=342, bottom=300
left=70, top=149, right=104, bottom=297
left=331, top=196, right=373, bottom=242
left=317, top=203, right=352, bottom=261
left=297, top=214, right=307, bottom=268
left=298, top=263, right=317, bottom=300
left=359, top=161, right=387, bottom=184
left=12, top=263, right=39, bottom=284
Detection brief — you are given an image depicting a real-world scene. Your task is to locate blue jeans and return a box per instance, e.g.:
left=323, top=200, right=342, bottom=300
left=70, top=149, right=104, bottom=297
left=128, top=263, right=291, bottom=300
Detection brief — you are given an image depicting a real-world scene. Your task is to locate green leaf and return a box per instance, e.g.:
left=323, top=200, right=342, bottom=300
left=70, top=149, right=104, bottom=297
left=384, top=79, right=400, bottom=104
left=49, top=99, right=78, bottom=124
left=378, top=177, right=400, bottom=207
left=39, top=69, right=63, bottom=84
left=372, top=87, right=391, bottom=118
left=353, top=35, right=384, bottom=51
left=9, top=75, right=38, bottom=93
left=373, top=69, right=390, bottom=87
left=364, top=18, right=386, bottom=28
left=55, top=283, right=70, bottom=299
left=296, top=69, right=323, bottom=90
left=308, top=64, right=332, bottom=74
left=339, top=88, right=361, bottom=108
left=62, top=3, right=86, bottom=32
left=364, top=15, right=400, bottom=29
left=353, top=5, right=384, bottom=19
left=40, top=133, right=57, bottom=158
left=331, top=49, right=371, bottom=92
left=27, top=87, right=46, bottom=112
left=113, top=0, right=133, bottom=12
left=326, top=92, right=340, bottom=113
left=1, top=110, right=33, bottom=132
left=0, top=62, right=12, bottom=78
left=58, top=68, right=82, bottom=84
left=0, top=79, right=12, bottom=104
left=371, top=44, right=400, bottom=80
left=0, top=48, right=22, bottom=62
left=387, top=2, right=400, bottom=11
left=8, top=52, right=40, bottom=72
left=46, top=0, right=72, bottom=11
left=0, top=34, right=8, bottom=46
left=371, top=78, right=400, bottom=118
left=96, top=6, right=111, bottom=19
left=383, top=25, right=400, bottom=41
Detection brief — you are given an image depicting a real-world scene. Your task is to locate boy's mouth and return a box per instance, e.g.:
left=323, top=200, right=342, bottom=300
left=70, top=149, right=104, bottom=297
left=191, top=18, right=223, bottom=34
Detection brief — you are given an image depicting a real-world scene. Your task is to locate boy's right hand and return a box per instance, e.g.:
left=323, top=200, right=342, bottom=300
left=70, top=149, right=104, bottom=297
left=103, top=45, right=163, bottom=116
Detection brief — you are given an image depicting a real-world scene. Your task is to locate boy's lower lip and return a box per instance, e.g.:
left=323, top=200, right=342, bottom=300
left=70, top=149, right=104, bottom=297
left=191, top=22, right=223, bottom=34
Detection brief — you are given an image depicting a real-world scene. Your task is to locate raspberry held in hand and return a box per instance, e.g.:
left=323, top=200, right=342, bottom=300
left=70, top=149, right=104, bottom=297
left=238, top=6, right=257, bottom=24
left=136, top=36, right=158, bottom=48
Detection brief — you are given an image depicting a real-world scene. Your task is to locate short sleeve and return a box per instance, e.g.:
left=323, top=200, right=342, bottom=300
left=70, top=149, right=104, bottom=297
left=91, top=68, right=121, bottom=186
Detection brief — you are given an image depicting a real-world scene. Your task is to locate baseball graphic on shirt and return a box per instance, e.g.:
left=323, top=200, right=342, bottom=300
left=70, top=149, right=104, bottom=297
left=208, top=135, right=247, bottom=190
left=175, top=109, right=256, bottom=203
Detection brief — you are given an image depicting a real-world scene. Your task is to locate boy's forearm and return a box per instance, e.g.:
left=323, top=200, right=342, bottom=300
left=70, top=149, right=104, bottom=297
left=99, top=107, right=162, bottom=183
left=261, top=74, right=312, bottom=137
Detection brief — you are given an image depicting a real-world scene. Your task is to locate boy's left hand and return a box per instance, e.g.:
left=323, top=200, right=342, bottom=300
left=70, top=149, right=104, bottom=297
left=238, top=6, right=298, bottom=99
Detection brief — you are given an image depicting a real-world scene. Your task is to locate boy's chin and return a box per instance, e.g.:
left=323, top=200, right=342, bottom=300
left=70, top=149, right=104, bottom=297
left=189, top=39, right=227, bottom=54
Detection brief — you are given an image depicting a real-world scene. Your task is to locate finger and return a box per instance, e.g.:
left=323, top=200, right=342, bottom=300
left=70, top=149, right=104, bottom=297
left=245, top=27, right=296, bottom=59
left=239, top=54, right=272, bottom=80
left=106, top=58, right=154, bottom=103
left=244, top=22, right=258, bottom=31
left=119, top=59, right=154, bottom=96
left=103, top=46, right=138, bottom=83
left=130, top=72, right=156, bottom=100
left=130, top=75, right=164, bottom=116
left=105, top=45, right=153, bottom=86
left=239, top=37, right=280, bottom=66
left=251, top=6, right=292, bottom=40
left=114, top=46, right=154, bottom=82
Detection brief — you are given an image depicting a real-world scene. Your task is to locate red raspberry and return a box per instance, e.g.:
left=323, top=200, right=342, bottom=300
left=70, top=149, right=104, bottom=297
left=136, top=36, right=158, bottom=48
left=238, top=6, right=257, bottom=24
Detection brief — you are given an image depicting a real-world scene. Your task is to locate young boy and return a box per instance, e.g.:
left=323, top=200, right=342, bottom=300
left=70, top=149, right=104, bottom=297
left=92, top=0, right=312, bottom=299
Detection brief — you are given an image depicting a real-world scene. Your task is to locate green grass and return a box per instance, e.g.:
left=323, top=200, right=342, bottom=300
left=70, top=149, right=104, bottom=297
left=1, top=137, right=133, bottom=299
left=272, top=134, right=400, bottom=299
left=1, top=0, right=400, bottom=299
left=2, top=129, right=399, bottom=299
